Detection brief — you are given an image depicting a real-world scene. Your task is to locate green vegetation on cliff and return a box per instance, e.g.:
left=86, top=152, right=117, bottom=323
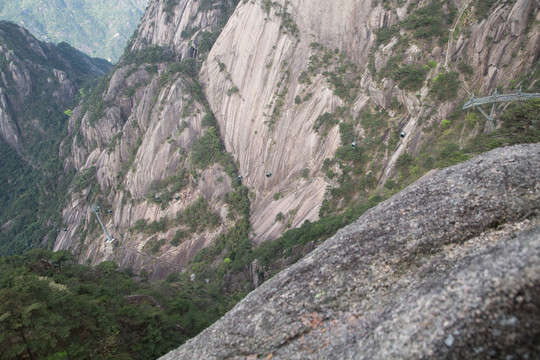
left=0, top=22, right=112, bottom=256
left=2, top=1, right=537, bottom=357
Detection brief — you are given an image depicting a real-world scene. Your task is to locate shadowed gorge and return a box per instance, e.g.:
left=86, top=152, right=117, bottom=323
left=0, top=21, right=112, bottom=255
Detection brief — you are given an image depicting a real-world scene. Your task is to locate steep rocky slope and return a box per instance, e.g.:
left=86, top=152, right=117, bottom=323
left=54, top=0, right=242, bottom=280
left=0, top=21, right=111, bottom=155
left=53, top=0, right=539, bottom=279
left=161, top=143, right=540, bottom=359
left=201, top=0, right=539, bottom=243
left=0, top=21, right=112, bottom=255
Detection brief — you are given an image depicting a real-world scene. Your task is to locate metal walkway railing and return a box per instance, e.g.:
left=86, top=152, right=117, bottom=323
left=463, top=88, right=540, bottom=109
left=462, top=88, right=540, bottom=131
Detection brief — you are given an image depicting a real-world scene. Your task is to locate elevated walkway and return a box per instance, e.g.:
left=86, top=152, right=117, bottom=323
left=462, top=88, right=540, bottom=131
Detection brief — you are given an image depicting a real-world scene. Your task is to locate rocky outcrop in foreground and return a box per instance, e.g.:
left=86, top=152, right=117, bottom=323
left=161, top=143, right=540, bottom=359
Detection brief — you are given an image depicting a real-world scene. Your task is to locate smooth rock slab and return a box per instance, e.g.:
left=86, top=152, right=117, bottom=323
left=161, top=144, right=540, bottom=359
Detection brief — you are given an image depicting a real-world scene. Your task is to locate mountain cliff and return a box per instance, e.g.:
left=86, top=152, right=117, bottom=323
left=161, top=143, right=540, bottom=359
left=54, top=0, right=242, bottom=280
left=52, top=0, right=539, bottom=283
left=0, top=21, right=111, bottom=155
left=0, top=21, right=112, bottom=255
left=0, top=0, right=537, bottom=357
left=201, top=0, right=539, bottom=243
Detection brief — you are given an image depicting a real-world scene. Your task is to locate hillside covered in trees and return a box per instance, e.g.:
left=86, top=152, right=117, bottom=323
left=0, top=21, right=112, bottom=256
left=0, top=249, right=246, bottom=360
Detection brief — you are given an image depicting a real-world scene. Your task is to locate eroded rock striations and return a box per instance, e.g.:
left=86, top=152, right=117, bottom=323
left=53, top=0, right=539, bottom=280
left=201, top=0, right=540, bottom=243
left=54, top=0, right=240, bottom=280
left=161, top=143, right=540, bottom=359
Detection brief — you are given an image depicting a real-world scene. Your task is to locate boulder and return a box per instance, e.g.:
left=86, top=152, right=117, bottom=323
left=160, top=144, right=540, bottom=359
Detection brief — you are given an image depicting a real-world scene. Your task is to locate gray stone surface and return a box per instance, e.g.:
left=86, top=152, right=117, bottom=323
left=161, top=144, right=540, bottom=359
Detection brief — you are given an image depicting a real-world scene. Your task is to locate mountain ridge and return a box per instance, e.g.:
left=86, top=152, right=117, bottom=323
left=0, top=0, right=148, bottom=62
left=0, top=20, right=112, bottom=255
left=0, top=0, right=538, bottom=357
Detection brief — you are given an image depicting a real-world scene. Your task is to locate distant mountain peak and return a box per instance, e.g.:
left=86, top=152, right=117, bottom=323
left=0, top=0, right=149, bottom=62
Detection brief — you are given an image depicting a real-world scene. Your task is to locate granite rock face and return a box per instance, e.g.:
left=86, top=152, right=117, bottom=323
left=53, top=0, right=235, bottom=279
left=201, top=0, right=540, bottom=244
left=53, top=0, right=539, bottom=280
left=160, top=143, right=540, bottom=359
